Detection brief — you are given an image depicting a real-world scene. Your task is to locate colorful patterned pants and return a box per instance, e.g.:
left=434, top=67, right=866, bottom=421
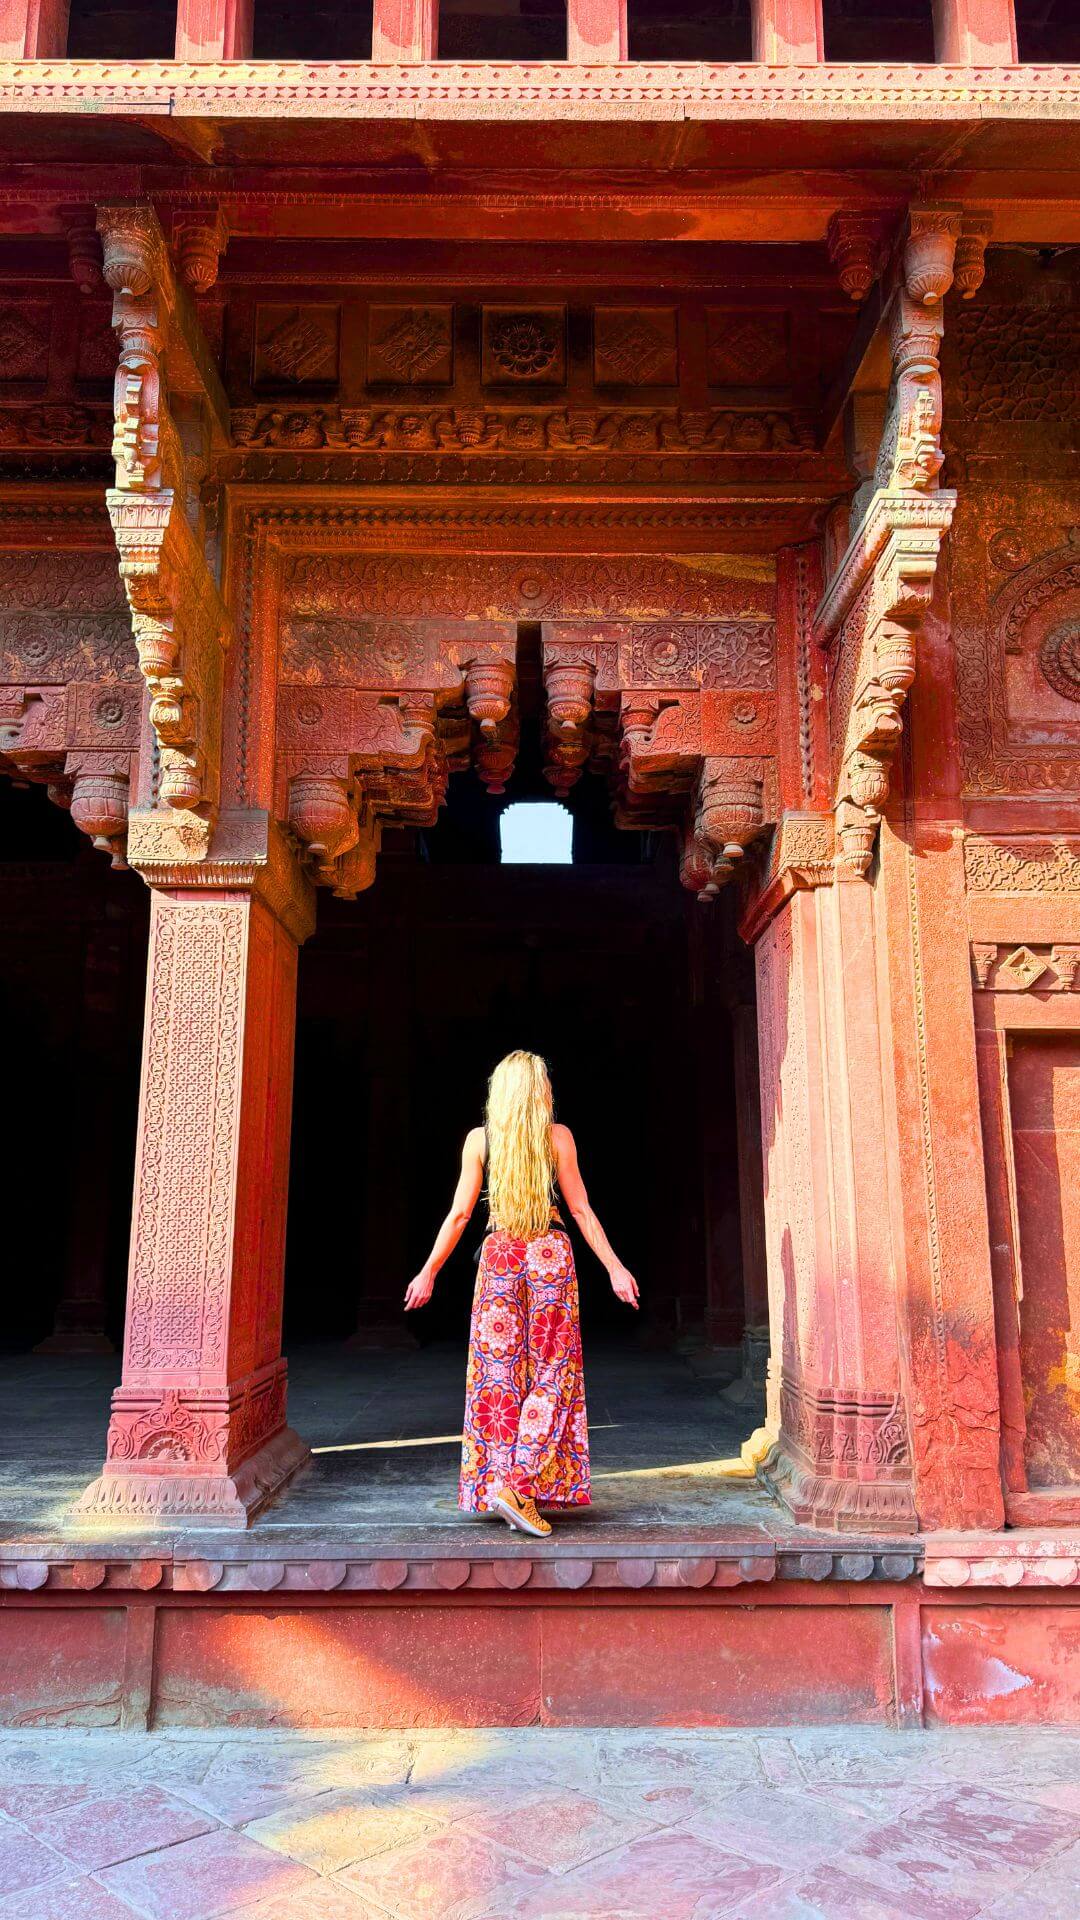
left=458, top=1226, right=591, bottom=1513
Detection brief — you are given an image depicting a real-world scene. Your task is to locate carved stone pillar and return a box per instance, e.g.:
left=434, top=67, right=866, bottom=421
left=932, top=0, right=1017, bottom=63
left=751, top=0, right=822, bottom=63
left=755, top=878, right=917, bottom=1533
left=74, top=813, right=315, bottom=1526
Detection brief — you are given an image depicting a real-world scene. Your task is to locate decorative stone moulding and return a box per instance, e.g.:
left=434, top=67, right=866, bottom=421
left=925, top=1538, right=1080, bottom=1588
left=970, top=942, right=1080, bottom=992
left=0, top=669, right=140, bottom=868
left=0, top=64, right=1079, bottom=123
left=230, top=403, right=816, bottom=457
left=0, top=1538, right=929, bottom=1592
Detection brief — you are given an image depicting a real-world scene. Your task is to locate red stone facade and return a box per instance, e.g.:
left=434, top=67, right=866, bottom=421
left=1, top=2, right=1079, bottom=1654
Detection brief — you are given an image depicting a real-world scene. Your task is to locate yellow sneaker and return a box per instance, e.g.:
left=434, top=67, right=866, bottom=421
left=493, top=1487, right=552, bottom=1537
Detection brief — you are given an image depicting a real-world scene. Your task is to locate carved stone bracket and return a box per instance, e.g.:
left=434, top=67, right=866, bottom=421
left=539, top=619, right=777, bottom=895
left=818, top=491, right=956, bottom=874
left=276, top=624, right=518, bottom=894
left=0, top=679, right=140, bottom=868
left=98, top=203, right=233, bottom=852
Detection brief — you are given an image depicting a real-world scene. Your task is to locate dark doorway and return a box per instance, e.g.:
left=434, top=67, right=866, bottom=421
left=286, top=767, right=750, bottom=1363
left=0, top=778, right=147, bottom=1354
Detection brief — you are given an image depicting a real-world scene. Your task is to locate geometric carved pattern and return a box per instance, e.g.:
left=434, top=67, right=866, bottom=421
left=367, top=305, right=453, bottom=384
left=594, top=308, right=678, bottom=386
left=126, top=896, right=244, bottom=1375
left=0, top=304, right=50, bottom=383
left=970, top=942, right=1080, bottom=992
left=254, top=304, right=340, bottom=387
left=964, top=836, right=1080, bottom=894
left=707, top=309, right=789, bottom=388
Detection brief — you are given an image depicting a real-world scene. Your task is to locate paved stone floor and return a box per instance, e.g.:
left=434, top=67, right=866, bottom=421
left=0, top=1725, right=1077, bottom=1918
left=0, top=1343, right=779, bottom=1540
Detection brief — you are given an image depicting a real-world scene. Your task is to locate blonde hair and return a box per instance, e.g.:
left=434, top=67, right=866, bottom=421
left=484, top=1051, right=555, bottom=1240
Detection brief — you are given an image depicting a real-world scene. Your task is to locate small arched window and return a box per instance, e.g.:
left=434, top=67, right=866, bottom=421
left=499, top=802, right=574, bottom=864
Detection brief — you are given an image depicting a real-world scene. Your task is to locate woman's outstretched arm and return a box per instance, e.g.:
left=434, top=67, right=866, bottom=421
left=553, top=1124, right=639, bottom=1307
left=404, top=1127, right=485, bottom=1311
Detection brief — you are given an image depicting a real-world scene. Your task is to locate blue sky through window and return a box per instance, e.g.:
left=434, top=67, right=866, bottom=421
left=499, top=802, right=573, bottom=865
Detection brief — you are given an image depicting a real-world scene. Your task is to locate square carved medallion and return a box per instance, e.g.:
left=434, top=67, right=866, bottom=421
left=482, top=307, right=566, bottom=386
left=594, top=308, right=678, bottom=386
left=0, top=303, right=51, bottom=384
left=368, top=306, right=454, bottom=385
left=707, top=310, right=789, bottom=389
left=253, top=304, right=340, bottom=389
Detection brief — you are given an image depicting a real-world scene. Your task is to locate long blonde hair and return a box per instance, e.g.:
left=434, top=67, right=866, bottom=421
left=484, top=1051, right=555, bottom=1240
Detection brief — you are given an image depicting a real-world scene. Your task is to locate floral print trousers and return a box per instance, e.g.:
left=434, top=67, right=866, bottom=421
left=459, top=1226, right=590, bottom=1513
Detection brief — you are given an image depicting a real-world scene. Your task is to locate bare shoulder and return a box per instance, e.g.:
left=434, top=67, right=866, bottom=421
left=551, top=1122, right=576, bottom=1160
left=463, top=1125, right=486, bottom=1160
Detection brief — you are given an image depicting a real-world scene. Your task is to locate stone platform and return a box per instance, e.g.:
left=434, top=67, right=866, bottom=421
left=1, top=1347, right=1079, bottom=1733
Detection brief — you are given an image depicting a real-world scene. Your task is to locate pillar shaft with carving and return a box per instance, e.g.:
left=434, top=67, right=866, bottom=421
left=75, top=817, right=314, bottom=1525
left=756, top=877, right=917, bottom=1532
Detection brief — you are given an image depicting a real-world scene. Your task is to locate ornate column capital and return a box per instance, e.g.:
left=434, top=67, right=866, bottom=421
left=126, top=807, right=315, bottom=945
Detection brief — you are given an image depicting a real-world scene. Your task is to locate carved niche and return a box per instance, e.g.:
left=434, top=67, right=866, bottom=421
left=0, top=538, right=139, bottom=866
left=955, top=523, right=1080, bottom=797
left=98, top=202, right=232, bottom=857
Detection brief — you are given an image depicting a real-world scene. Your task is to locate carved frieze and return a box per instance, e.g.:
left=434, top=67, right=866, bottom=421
left=230, top=402, right=814, bottom=457
left=538, top=613, right=778, bottom=892
left=964, top=836, right=1080, bottom=895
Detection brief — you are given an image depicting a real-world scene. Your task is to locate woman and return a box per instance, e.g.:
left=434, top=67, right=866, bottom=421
left=404, top=1050, right=639, bottom=1539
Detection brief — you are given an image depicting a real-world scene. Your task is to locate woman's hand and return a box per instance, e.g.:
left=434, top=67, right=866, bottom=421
left=404, top=1269, right=435, bottom=1311
left=610, top=1264, right=640, bottom=1308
